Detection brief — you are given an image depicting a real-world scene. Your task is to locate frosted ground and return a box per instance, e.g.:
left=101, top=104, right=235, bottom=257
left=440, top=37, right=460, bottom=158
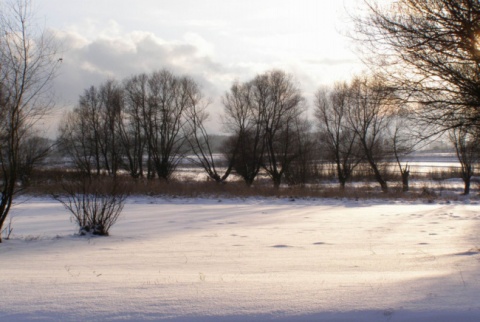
left=1, top=196, right=480, bottom=321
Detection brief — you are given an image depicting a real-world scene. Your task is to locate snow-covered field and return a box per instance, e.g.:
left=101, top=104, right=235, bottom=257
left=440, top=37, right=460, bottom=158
left=1, top=196, right=480, bottom=321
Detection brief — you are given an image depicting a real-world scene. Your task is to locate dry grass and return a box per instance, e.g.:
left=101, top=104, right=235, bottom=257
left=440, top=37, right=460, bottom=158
left=22, top=168, right=477, bottom=201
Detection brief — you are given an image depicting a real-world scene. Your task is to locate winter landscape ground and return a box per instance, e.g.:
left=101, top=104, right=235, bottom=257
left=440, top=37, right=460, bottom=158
left=1, top=194, right=480, bottom=321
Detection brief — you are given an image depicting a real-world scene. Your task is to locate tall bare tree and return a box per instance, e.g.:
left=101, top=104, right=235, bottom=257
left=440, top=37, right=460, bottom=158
left=346, top=74, right=394, bottom=193
left=258, top=70, right=305, bottom=188
left=223, top=81, right=264, bottom=186
left=449, top=127, right=478, bottom=195
left=0, top=0, right=60, bottom=242
left=184, top=92, right=234, bottom=183
left=59, top=81, right=123, bottom=178
left=120, top=74, right=148, bottom=178
left=283, top=118, right=317, bottom=186
left=98, top=80, right=123, bottom=177
left=388, top=112, right=420, bottom=192
left=354, top=0, right=480, bottom=133
left=222, top=70, right=306, bottom=188
left=315, top=82, right=363, bottom=190
left=144, top=70, right=194, bottom=181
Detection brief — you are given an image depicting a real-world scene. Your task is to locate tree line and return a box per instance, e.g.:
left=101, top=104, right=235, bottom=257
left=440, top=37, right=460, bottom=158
left=57, top=68, right=477, bottom=196
left=57, top=70, right=310, bottom=188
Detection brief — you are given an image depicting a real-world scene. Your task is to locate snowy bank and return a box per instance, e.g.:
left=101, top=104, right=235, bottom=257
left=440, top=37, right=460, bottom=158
left=1, top=197, right=479, bottom=321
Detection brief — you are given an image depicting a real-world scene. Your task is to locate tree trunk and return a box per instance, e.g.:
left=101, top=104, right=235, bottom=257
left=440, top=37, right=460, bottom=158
left=463, top=176, right=471, bottom=195
left=273, top=174, right=282, bottom=189
left=366, top=157, right=388, bottom=192
left=401, top=171, right=409, bottom=192
left=0, top=184, right=15, bottom=244
left=245, top=177, right=254, bottom=187
left=338, top=172, right=346, bottom=190
left=379, top=180, right=388, bottom=193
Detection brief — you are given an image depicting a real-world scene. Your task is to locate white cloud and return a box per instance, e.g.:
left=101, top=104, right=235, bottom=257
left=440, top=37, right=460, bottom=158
left=183, top=32, right=215, bottom=57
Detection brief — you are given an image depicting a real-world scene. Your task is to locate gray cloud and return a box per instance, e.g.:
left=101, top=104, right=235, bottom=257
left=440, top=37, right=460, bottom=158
left=53, top=30, right=240, bottom=105
left=49, top=29, right=261, bottom=135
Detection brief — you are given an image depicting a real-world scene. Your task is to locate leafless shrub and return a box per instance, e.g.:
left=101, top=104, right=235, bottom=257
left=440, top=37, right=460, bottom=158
left=420, top=184, right=438, bottom=202
left=54, top=177, right=128, bottom=236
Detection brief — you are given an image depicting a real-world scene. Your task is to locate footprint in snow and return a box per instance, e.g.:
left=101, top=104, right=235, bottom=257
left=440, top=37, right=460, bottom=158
left=271, top=244, right=291, bottom=248
left=454, top=248, right=480, bottom=256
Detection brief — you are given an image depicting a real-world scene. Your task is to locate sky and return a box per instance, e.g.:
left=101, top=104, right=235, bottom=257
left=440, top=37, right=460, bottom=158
left=37, top=0, right=364, bottom=135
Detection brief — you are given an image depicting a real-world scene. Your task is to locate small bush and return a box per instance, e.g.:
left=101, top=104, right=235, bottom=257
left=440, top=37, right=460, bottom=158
left=54, top=177, right=128, bottom=236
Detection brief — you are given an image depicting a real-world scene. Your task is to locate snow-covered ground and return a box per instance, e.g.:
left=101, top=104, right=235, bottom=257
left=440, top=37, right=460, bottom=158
left=1, top=196, right=480, bottom=321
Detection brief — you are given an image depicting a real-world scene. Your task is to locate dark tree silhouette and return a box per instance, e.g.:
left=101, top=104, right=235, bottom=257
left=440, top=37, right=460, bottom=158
left=0, top=0, right=60, bottom=242
left=315, top=82, right=363, bottom=190
left=354, top=0, right=480, bottom=133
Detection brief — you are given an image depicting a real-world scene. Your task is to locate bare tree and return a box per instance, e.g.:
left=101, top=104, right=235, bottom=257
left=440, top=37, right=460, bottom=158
left=223, top=81, right=264, bottom=186
left=58, top=107, right=96, bottom=176
left=184, top=92, right=234, bottom=183
left=283, top=118, right=317, bottom=186
left=354, top=0, right=480, bottom=133
left=58, top=86, right=106, bottom=176
left=315, top=82, right=363, bottom=190
left=449, top=127, right=478, bottom=195
left=120, top=74, right=148, bottom=178
left=346, top=74, right=394, bottom=193
left=258, top=70, right=306, bottom=188
left=0, top=0, right=60, bottom=242
left=98, top=80, right=123, bottom=177
left=388, top=113, right=419, bottom=192
left=80, top=86, right=103, bottom=174
left=144, top=70, right=193, bottom=181
left=222, top=70, right=306, bottom=188
left=59, top=80, right=124, bottom=177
